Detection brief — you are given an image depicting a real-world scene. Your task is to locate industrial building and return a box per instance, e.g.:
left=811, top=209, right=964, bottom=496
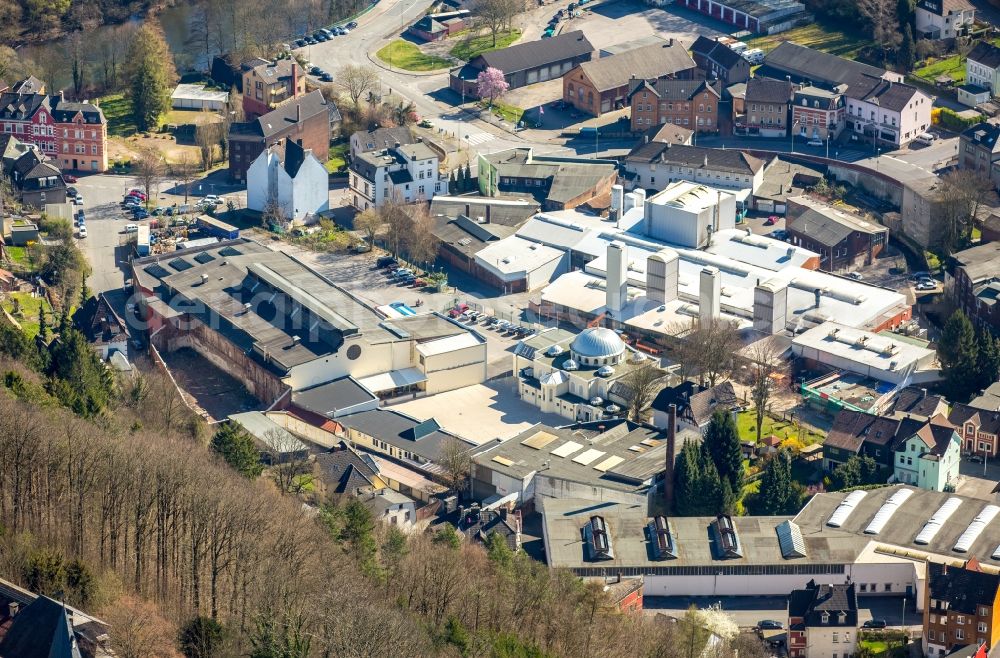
left=542, top=485, right=1000, bottom=603
left=131, top=239, right=488, bottom=405
left=642, top=181, right=736, bottom=248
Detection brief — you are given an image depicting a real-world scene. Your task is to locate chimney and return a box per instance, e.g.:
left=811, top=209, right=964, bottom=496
left=465, top=203, right=470, bottom=216
left=606, top=241, right=628, bottom=314
left=485, top=205, right=491, bottom=223
left=296, top=103, right=301, bottom=123
left=699, top=266, right=721, bottom=329
left=668, top=38, right=674, bottom=47
left=814, top=288, right=821, bottom=309
left=200, top=273, right=209, bottom=285
left=664, top=403, right=677, bottom=513
left=8, top=602, right=18, bottom=618
left=291, top=61, right=298, bottom=96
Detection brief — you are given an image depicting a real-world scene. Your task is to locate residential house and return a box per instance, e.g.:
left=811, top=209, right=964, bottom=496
left=627, top=78, right=720, bottom=133
left=478, top=148, right=617, bottom=211
left=915, top=0, right=975, bottom=40
left=949, top=241, right=1000, bottom=335
left=623, top=141, right=766, bottom=197
left=690, top=35, right=751, bottom=85
left=959, top=122, right=1000, bottom=189
left=638, top=122, right=694, bottom=146
left=742, top=78, right=795, bottom=137
left=408, top=11, right=469, bottom=42
left=563, top=40, right=696, bottom=117
left=8, top=147, right=66, bottom=208
left=450, top=31, right=594, bottom=97
left=924, top=562, right=1000, bottom=657
left=887, top=387, right=949, bottom=420
left=359, top=487, right=418, bottom=531
left=843, top=74, right=933, bottom=148
left=969, top=381, right=1000, bottom=412
left=73, top=294, right=128, bottom=360
left=349, top=141, right=445, bottom=209
left=350, top=126, right=415, bottom=160
left=967, top=41, right=1000, bottom=97
left=228, top=90, right=332, bottom=182
left=785, top=195, right=888, bottom=271
left=674, top=0, right=809, bottom=34
left=241, top=58, right=305, bottom=120
left=247, top=139, right=329, bottom=222
left=948, top=402, right=1000, bottom=457
left=315, top=442, right=389, bottom=495
left=893, top=414, right=961, bottom=491
left=10, top=76, right=43, bottom=94
left=0, top=85, right=109, bottom=172
left=650, top=380, right=742, bottom=432
left=787, top=580, right=858, bottom=658
left=822, top=408, right=906, bottom=472
left=458, top=504, right=522, bottom=551
left=0, top=580, right=113, bottom=657
left=791, top=85, right=846, bottom=141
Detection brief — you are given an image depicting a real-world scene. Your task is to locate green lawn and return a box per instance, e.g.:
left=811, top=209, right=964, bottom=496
left=483, top=100, right=525, bottom=125
left=915, top=55, right=966, bottom=84
left=376, top=40, right=451, bottom=71
left=736, top=410, right=826, bottom=446
left=1, top=292, right=51, bottom=339
left=450, top=29, right=521, bottom=61
left=98, top=93, right=137, bottom=137
left=326, top=142, right=348, bottom=174
left=747, top=22, right=870, bottom=58
left=4, top=246, right=29, bottom=269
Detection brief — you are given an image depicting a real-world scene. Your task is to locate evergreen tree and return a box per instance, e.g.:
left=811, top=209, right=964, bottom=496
left=210, top=422, right=264, bottom=480
left=462, top=162, right=473, bottom=191
left=24, top=549, right=65, bottom=597
left=832, top=456, right=862, bottom=490
left=448, top=169, right=457, bottom=194
left=37, top=305, right=47, bottom=341
left=486, top=530, right=514, bottom=572
left=939, top=310, right=979, bottom=401
left=64, top=558, right=94, bottom=608
left=696, top=455, right=726, bottom=516
left=755, top=450, right=804, bottom=515
left=79, top=275, right=90, bottom=308
left=673, top=440, right=701, bottom=515
left=179, top=616, right=225, bottom=658
left=46, top=326, right=114, bottom=416
left=126, top=23, right=176, bottom=132
left=898, top=25, right=916, bottom=72
left=975, top=326, right=1000, bottom=393
left=701, top=410, right=744, bottom=493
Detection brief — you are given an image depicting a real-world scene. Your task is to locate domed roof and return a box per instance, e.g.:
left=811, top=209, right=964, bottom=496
left=570, top=328, right=626, bottom=359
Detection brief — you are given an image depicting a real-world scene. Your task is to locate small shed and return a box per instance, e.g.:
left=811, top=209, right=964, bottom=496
left=9, top=221, right=38, bottom=246
left=171, top=84, right=229, bottom=111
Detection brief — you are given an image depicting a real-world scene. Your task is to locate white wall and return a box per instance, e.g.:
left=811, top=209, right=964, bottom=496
left=526, top=252, right=569, bottom=290
left=289, top=154, right=330, bottom=220
left=643, top=572, right=845, bottom=597
left=806, top=626, right=857, bottom=658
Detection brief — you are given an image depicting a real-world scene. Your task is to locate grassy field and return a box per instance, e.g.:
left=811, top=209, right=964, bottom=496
left=376, top=41, right=451, bottom=71
left=1, top=292, right=51, bottom=339
left=4, top=246, right=29, bottom=269
left=747, top=23, right=870, bottom=58
left=326, top=142, right=348, bottom=174
left=736, top=410, right=826, bottom=446
left=450, top=29, right=521, bottom=61
left=915, top=55, right=966, bottom=84
left=484, top=100, right=525, bottom=125
left=98, top=93, right=137, bottom=137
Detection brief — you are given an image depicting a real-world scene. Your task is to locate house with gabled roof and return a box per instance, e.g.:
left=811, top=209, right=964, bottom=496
left=690, top=36, right=750, bottom=85
left=925, top=562, right=1000, bottom=657
left=967, top=41, right=1000, bottom=100
left=73, top=293, right=129, bottom=360
left=787, top=580, right=858, bottom=658
left=627, top=78, right=720, bottom=133
left=247, top=138, right=329, bottom=222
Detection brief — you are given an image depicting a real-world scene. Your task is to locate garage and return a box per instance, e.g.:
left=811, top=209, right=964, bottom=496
left=171, top=84, right=229, bottom=112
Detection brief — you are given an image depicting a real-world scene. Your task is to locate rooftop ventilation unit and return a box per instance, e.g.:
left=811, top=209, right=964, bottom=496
left=864, top=488, right=914, bottom=535
left=648, top=515, right=677, bottom=560
left=584, top=515, right=614, bottom=561
left=776, top=520, right=806, bottom=559
left=953, top=504, right=1000, bottom=553
left=914, top=497, right=962, bottom=545
left=597, top=365, right=615, bottom=377
left=546, top=344, right=564, bottom=357
left=827, top=490, right=868, bottom=528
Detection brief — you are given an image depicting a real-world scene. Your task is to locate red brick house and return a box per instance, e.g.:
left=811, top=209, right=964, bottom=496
left=785, top=195, right=887, bottom=272
left=241, top=59, right=305, bottom=121
left=949, top=241, right=1000, bottom=336
left=949, top=403, right=1000, bottom=457
left=627, top=79, right=720, bottom=132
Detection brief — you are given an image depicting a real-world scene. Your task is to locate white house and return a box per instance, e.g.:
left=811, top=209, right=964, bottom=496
left=844, top=77, right=933, bottom=148
left=247, top=139, right=329, bottom=222
left=967, top=41, right=1000, bottom=97
left=893, top=415, right=961, bottom=491
left=787, top=581, right=859, bottom=658
left=623, top=142, right=766, bottom=199
left=349, top=141, right=446, bottom=210
left=915, top=0, right=975, bottom=40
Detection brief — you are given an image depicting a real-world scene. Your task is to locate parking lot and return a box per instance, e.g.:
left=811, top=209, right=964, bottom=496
left=565, top=0, right=724, bottom=51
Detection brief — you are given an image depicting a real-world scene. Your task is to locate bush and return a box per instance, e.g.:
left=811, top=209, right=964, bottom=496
left=935, top=107, right=984, bottom=132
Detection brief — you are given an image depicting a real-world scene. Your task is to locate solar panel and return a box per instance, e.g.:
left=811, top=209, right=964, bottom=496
left=864, top=488, right=914, bottom=535
left=954, top=504, right=1000, bottom=553
left=648, top=515, right=677, bottom=560
left=551, top=441, right=582, bottom=458
left=776, top=520, right=806, bottom=559
left=914, top=497, right=962, bottom=545
left=827, top=490, right=868, bottom=528
left=572, top=449, right=606, bottom=466
left=521, top=431, right=558, bottom=450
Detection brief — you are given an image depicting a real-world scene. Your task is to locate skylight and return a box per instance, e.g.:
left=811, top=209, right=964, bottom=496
left=864, top=488, right=914, bottom=535
left=953, top=504, right=1000, bottom=553
left=914, top=497, right=962, bottom=545
left=827, top=490, right=868, bottom=528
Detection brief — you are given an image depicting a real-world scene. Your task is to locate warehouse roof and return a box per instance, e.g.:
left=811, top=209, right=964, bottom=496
left=291, top=376, right=378, bottom=419
left=338, top=408, right=474, bottom=463
left=430, top=195, right=539, bottom=227
left=758, top=42, right=889, bottom=88
left=786, top=196, right=887, bottom=247
left=474, top=30, right=594, bottom=74
left=576, top=41, right=695, bottom=92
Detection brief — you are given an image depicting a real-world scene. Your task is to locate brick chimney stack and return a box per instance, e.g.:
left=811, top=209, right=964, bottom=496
left=664, top=403, right=677, bottom=513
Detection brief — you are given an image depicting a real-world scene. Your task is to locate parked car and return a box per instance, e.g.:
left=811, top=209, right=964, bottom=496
left=449, top=303, right=470, bottom=318
left=320, top=73, right=333, bottom=82
left=764, top=215, right=778, bottom=226
left=757, top=620, right=783, bottom=630
left=916, top=281, right=937, bottom=291
left=346, top=20, right=357, bottom=28
left=806, top=139, right=824, bottom=147
left=77, top=210, right=86, bottom=223
left=862, top=620, right=887, bottom=629
left=128, top=189, right=147, bottom=200
left=310, top=66, right=322, bottom=75
left=77, top=226, right=87, bottom=238
left=202, top=195, right=222, bottom=206
left=295, top=39, right=306, bottom=47
left=769, top=229, right=788, bottom=240
left=66, top=187, right=78, bottom=198
left=847, top=272, right=863, bottom=280
left=418, top=119, right=434, bottom=128
left=132, top=208, right=149, bottom=220
left=914, top=132, right=936, bottom=146
left=909, top=271, right=930, bottom=281
left=124, top=224, right=139, bottom=233
left=969, top=454, right=985, bottom=463
left=63, top=174, right=78, bottom=183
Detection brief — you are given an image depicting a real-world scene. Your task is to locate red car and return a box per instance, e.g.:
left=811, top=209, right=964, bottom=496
left=448, top=303, right=469, bottom=318
left=764, top=215, right=779, bottom=226
left=128, top=189, right=147, bottom=201
left=63, top=174, right=78, bottom=183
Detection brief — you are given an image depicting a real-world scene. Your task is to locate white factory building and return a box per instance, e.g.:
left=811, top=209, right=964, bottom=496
left=542, top=485, right=1000, bottom=604
left=642, top=181, right=737, bottom=248
left=792, top=322, right=940, bottom=386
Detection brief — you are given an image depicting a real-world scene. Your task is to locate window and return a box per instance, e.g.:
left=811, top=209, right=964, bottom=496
left=832, top=633, right=840, bottom=643
left=958, top=616, right=966, bottom=625
left=978, top=622, right=987, bottom=633
left=884, top=583, right=892, bottom=592
left=957, top=629, right=965, bottom=641
left=860, top=583, right=868, bottom=592
left=980, top=607, right=989, bottom=617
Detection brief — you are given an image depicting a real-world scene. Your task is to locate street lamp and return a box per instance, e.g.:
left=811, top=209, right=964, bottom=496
left=790, top=120, right=800, bottom=153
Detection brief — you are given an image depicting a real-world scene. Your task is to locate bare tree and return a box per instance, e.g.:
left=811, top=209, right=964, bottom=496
left=857, top=0, right=900, bottom=59
left=173, top=154, right=197, bottom=204
left=472, top=0, right=522, bottom=47
left=336, top=64, right=380, bottom=107
left=132, top=146, right=166, bottom=209
left=403, top=203, right=439, bottom=267
left=620, top=360, right=665, bottom=422
left=742, top=339, right=786, bottom=443
left=261, top=198, right=289, bottom=230
left=438, top=437, right=472, bottom=495
left=378, top=194, right=411, bottom=258
left=938, top=169, right=997, bottom=254
left=196, top=122, right=223, bottom=171
left=265, top=429, right=312, bottom=495
left=672, top=319, right=742, bottom=387
left=354, top=208, right=383, bottom=247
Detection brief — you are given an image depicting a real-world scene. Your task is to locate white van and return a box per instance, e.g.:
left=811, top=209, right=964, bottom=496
left=914, top=132, right=937, bottom=146
left=742, top=48, right=765, bottom=64
left=729, top=41, right=749, bottom=54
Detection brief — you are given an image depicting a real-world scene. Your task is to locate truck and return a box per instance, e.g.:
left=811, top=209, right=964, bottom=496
left=195, top=214, right=240, bottom=240
left=136, top=225, right=151, bottom=257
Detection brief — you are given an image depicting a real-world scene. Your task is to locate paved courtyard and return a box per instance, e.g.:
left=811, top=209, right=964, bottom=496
left=567, top=0, right=724, bottom=51
left=389, top=379, right=568, bottom=444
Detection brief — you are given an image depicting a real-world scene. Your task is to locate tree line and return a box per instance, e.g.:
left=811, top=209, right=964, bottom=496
left=938, top=309, right=1000, bottom=403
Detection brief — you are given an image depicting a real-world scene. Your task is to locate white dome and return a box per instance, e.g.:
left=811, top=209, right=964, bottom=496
left=570, top=328, right=627, bottom=359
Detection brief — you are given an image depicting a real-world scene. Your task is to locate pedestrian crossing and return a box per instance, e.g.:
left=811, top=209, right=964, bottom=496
left=463, top=132, right=495, bottom=147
